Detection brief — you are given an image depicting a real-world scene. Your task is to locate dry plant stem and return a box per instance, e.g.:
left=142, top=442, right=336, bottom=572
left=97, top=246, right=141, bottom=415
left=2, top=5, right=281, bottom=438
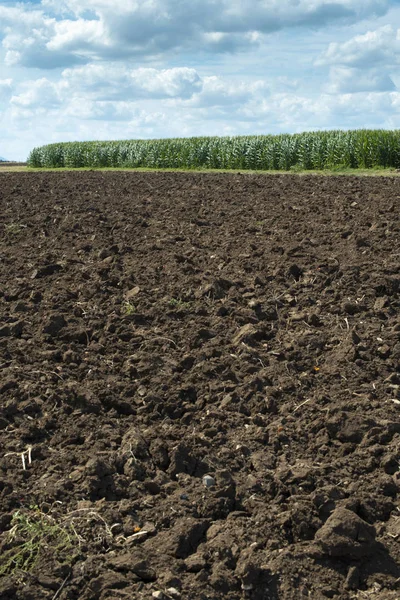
left=293, top=399, right=312, bottom=413
left=4, top=446, right=32, bottom=470
left=52, top=572, right=71, bottom=600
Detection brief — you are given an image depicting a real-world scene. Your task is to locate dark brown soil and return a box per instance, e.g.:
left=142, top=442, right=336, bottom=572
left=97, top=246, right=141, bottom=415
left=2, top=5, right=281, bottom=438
left=0, top=171, right=399, bottom=600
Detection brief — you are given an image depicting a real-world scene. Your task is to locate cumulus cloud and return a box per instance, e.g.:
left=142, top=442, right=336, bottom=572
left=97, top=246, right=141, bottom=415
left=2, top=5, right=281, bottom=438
left=47, top=18, right=108, bottom=55
left=3, top=66, right=207, bottom=124
left=61, top=65, right=203, bottom=100
left=182, top=76, right=269, bottom=108
left=316, top=25, right=399, bottom=93
left=0, top=6, right=86, bottom=68
left=317, top=25, right=400, bottom=67
left=64, top=99, right=140, bottom=121
left=0, top=0, right=392, bottom=68
left=10, top=78, right=62, bottom=108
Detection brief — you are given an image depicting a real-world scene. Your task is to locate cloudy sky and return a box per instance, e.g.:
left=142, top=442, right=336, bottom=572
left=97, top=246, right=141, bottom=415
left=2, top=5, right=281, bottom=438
left=1, top=0, right=400, bottom=160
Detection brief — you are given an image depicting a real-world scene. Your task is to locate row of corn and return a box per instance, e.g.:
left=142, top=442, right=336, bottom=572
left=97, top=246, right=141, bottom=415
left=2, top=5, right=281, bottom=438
left=27, top=130, right=400, bottom=170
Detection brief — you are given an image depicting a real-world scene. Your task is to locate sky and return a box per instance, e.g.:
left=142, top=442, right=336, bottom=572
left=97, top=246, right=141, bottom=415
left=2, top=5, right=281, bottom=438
left=1, top=0, right=400, bottom=160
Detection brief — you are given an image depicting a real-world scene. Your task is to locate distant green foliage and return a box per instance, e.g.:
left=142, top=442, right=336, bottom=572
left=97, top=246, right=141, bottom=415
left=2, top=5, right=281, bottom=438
left=27, top=130, right=400, bottom=170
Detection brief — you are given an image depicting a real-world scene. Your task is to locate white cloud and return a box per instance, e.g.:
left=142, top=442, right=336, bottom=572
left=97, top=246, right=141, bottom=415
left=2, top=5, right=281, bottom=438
left=47, top=18, right=107, bottom=55
left=61, top=65, right=203, bottom=100
left=0, top=5, right=85, bottom=68
left=0, top=0, right=392, bottom=68
left=317, top=25, right=400, bottom=67
left=182, top=76, right=269, bottom=108
left=10, top=78, right=62, bottom=108
left=64, top=99, right=140, bottom=121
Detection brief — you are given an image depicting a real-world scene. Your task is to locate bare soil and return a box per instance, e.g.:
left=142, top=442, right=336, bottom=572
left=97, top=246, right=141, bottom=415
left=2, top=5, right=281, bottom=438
left=0, top=171, right=399, bottom=600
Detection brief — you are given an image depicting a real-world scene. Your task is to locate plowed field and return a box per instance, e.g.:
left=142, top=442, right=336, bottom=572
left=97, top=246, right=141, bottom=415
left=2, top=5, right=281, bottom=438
left=0, top=172, right=399, bottom=600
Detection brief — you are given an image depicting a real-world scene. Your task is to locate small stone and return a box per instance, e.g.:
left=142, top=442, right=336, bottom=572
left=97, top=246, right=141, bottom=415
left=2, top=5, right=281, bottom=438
left=203, top=475, right=216, bottom=488
left=152, top=592, right=164, bottom=599
left=166, top=588, right=181, bottom=598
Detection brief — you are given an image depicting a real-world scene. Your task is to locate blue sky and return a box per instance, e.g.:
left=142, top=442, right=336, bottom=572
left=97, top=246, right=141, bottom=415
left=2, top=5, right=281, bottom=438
left=1, top=0, right=400, bottom=160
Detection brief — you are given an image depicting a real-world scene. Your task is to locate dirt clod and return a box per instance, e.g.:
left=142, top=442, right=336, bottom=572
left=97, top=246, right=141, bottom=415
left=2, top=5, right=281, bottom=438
left=314, top=507, right=376, bottom=558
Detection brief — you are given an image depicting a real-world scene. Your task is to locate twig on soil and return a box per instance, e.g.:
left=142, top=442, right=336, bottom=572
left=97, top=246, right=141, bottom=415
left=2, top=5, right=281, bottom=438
left=344, top=318, right=350, bottom=330
left=150, top=336, right=177, bottom=347
left=139, top=336, right=178, bottom=349
left=293, top=399, right=311, bottom=413
left=51, top=572, right=71, bottom=600
left=116, top=529, right=149, bottom=544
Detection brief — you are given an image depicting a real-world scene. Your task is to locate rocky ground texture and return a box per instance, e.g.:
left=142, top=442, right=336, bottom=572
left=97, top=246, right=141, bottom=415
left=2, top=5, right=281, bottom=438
left=0, top=171, right=399, bottom=600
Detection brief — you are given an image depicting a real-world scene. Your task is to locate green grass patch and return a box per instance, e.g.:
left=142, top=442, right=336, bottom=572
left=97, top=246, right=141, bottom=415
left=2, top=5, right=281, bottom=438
left=0, top=507, right=78, bottom=577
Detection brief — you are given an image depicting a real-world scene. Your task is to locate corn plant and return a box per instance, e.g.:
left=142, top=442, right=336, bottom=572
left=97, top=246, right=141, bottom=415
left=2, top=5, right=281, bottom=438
left=27, top=130, right=400, bottom=170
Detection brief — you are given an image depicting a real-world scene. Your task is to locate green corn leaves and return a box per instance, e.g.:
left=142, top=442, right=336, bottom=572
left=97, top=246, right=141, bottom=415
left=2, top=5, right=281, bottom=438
left=27, top=130, right=400, bottom=170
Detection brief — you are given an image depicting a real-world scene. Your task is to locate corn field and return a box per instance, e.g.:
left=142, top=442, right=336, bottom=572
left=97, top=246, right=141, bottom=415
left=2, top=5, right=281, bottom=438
left=27, top=130, right=400, bottom=170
